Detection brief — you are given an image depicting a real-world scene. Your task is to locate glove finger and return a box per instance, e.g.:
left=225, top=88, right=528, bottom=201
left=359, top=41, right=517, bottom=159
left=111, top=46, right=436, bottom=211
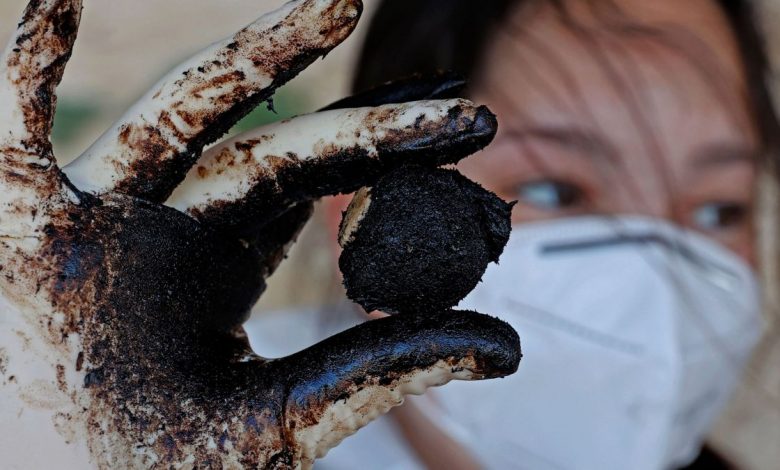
left=63, top=0, right=362, bottom=203
left=190, top=73, right=466, bottom=269
left=266, top=309, right=521, bottom=468
left=166, top=99, right=497, bottom=236
left=250, top=201, right=314, bottom=279
left=0, top=0, right=83, bottom=236
left=319, top=71, right=466, bottom=111
left=0, top=0, right=82, bottom=152
left=202, top=73, right=466, bottom=266
left=204, top=73, right=467, bottom=250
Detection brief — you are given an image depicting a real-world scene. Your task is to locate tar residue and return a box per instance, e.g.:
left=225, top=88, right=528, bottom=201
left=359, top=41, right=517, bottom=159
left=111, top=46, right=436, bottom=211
left=339, top=165, right=514, bottom=315
left=1, top=1, right=522, bottom=467
left=38, top=191, right=519, bottom=468
left=43, top=193, right=293, bottom=466
left=193, top=104, right=498, bottom=237
left=281, top=308, right=521, bottom=423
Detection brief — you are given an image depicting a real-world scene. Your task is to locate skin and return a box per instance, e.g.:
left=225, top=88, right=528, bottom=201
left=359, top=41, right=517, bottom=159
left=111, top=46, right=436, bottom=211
left=329, top=0, right=760, bottom=468
left=0, top=1, right=522, bottom=468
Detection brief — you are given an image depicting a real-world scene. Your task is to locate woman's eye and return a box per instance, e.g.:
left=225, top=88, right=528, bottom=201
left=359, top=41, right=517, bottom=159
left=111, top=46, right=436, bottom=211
left=516, top=180, right=586, bottom=210
left=692, top=202, right=749, bottom=231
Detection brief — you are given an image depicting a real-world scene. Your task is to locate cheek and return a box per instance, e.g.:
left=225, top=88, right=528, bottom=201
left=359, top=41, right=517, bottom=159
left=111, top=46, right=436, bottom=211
left=719, top=227, right=756, bottom=269
left=682, top=205, right=757, bottom=269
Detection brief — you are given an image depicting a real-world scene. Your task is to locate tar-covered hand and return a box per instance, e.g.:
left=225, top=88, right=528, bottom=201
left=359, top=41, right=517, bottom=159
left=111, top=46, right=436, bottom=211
left=0, top=1, right=520, bottom=468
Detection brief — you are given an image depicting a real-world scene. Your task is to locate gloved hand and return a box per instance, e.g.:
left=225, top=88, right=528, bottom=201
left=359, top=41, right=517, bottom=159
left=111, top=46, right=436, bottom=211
left=0, top=1, right=520, bottom=469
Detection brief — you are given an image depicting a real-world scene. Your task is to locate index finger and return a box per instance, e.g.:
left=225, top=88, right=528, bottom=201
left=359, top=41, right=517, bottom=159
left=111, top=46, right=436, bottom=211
left=166, top=99, right=498, bottom=235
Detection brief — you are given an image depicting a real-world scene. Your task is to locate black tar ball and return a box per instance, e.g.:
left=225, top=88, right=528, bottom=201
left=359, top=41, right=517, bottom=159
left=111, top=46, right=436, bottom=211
left=339, top=165, right=514, bottom=315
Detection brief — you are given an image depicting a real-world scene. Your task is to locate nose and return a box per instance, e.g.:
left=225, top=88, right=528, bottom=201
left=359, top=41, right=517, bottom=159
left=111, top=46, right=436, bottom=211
left=606, top=166, right=678, bottom=222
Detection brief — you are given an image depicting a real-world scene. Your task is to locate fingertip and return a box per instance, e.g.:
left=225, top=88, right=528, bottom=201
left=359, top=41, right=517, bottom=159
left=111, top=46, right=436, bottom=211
left=473, top=105, right=499, bottom=141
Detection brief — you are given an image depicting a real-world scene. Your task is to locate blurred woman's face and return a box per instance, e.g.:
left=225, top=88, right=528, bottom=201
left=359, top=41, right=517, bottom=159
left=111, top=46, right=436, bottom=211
left=459, top=0, right=759, bottom=264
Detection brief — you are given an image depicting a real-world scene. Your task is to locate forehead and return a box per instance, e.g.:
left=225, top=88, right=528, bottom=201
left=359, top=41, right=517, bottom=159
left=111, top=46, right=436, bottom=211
left=474, top=0, right=757, bottom=164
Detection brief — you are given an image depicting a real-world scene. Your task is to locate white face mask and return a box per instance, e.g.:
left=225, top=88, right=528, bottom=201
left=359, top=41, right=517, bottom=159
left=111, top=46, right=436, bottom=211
left=435, top=216, right=763, bottom=470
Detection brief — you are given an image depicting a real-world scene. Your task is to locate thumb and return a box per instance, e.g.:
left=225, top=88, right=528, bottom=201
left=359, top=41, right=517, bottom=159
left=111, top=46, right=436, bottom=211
left=266, top=309, right=521, bottom=467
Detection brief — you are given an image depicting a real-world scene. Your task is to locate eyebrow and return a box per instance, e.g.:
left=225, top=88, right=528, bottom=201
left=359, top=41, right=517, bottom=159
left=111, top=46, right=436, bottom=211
left=505, top=128, right=757, bottom=172
left=501, top=126, right=620, bottom=166
left=690, top=143, right=758, bottom=170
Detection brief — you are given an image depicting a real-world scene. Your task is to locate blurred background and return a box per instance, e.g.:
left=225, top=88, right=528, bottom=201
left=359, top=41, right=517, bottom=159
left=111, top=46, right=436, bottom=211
left=1, top=1, right=778, bottom=468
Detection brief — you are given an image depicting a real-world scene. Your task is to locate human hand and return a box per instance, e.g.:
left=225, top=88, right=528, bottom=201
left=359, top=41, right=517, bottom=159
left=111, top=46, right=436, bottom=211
left=0, top=1, right=520, bottom=468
